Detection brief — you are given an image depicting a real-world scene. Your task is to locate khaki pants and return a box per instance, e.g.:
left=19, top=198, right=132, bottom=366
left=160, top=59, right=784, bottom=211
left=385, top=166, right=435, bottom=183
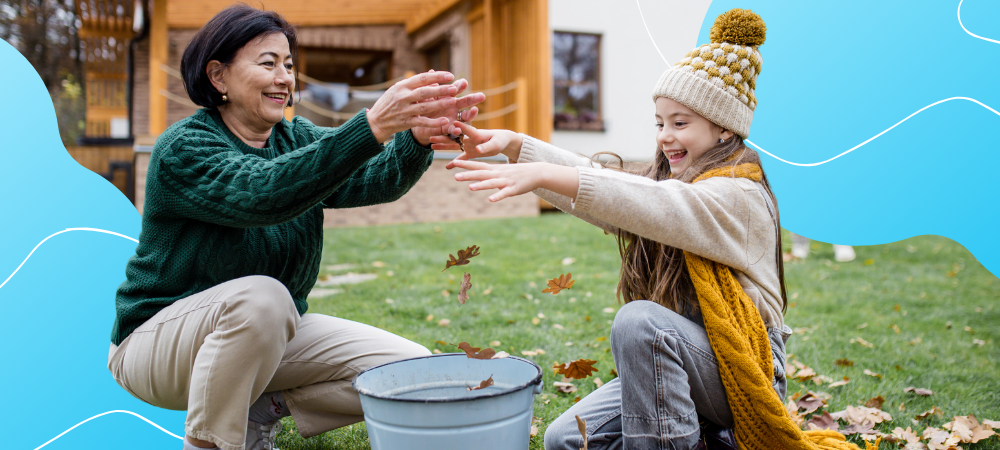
left=107, top=276, right=430, bottom=450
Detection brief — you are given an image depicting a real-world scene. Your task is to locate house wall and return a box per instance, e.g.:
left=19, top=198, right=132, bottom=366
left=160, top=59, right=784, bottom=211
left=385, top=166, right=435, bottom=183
left=548, top=0, right=711, bottom=161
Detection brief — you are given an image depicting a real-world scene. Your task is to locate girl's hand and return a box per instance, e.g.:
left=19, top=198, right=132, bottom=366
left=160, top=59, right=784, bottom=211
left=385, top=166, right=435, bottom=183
left=429, top=121, right=523, bottom=167
left=410, top=78, right=485, bottom=146
left=451, top=160, right=579, bottom=202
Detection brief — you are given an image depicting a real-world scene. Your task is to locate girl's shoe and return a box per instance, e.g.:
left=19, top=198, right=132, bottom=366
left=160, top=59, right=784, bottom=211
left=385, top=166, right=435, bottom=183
left=246, top=420, right=281, bottom=450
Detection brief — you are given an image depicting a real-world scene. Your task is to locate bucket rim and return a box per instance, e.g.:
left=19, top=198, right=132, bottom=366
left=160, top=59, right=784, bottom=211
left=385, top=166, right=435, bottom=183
left=352, top=353, right=543, bottom=403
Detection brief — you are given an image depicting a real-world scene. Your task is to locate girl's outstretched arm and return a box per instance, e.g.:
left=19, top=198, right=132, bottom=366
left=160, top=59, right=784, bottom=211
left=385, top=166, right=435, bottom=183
left=449, top=159, right=579, bottom=202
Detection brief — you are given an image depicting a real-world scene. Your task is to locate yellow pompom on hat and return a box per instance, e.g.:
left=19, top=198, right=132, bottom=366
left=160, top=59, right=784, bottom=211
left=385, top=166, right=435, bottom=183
left=652, top=8, right=766, bottom=138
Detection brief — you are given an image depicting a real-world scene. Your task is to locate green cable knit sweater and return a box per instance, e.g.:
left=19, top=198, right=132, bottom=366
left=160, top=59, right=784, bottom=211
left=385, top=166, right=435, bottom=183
left=111, top=108, right=433, bottom=345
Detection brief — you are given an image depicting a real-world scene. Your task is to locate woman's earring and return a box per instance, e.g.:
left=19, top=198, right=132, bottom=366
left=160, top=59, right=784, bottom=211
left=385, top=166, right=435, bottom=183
left=222, top=94, right=228, bottom=102
left=719, top=137, right=725, bottom=144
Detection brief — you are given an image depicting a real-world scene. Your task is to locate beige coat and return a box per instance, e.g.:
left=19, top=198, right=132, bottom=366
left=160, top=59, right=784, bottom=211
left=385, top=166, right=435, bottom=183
left=519, top=135, right=785, bottom=329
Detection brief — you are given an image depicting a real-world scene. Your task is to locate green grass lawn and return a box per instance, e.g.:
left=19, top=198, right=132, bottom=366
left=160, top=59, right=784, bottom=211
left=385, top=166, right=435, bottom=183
left=275, top=212, right=999, bottom=449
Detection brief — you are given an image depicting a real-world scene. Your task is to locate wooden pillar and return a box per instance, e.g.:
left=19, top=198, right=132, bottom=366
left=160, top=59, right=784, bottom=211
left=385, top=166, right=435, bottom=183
left=148, top=0, right=168, bottom=136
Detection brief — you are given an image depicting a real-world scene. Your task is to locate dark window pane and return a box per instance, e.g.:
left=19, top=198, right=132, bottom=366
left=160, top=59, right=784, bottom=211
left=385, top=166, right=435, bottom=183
left=552, top=31, right=602, bottom=131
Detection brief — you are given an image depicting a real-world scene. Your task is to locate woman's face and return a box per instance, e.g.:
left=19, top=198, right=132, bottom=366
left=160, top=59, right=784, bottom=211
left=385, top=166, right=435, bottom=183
left=212, top=32, right=295, bottom=130
left=654, top=97, right=731, bottom=177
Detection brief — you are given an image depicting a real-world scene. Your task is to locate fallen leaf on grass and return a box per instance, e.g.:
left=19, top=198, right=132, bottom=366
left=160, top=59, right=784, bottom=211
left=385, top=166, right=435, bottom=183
left=915, top=406, right=944, bottom=421
left=923, top=427, right=962, bottom=450
left=984, top=419, right=1000, bottom=429
left=787, top=399, right=806, bottom=427
left=851, top=337, right=874, bottom=348
left=576, top=415, right=589, bottom=450
left=864, top=396, right=886, bottom=409
left=458, top=273, right=472, bottom=305
left=442, top=245, right=481, bottom=271
left=520, top=349, right=546, bottom=356
left=905, top=387, right=934, bottom=396
left=806, top=412, right=839, bottom=432
left=828, top=377, right=850, bottom=388
left=863, top=369, right=882, bottom=379
left=562, top=257, right=576, bottom=266
left=593, top=377, right=604, bottom=388
left=890, top=426, right=922, bottom=445
left=830, top=405, right=892, bottom=426
left=973, top=339, right=986, bottom=347
left=490, top=340, right=501, bottom=347
left=468, top=375, right=494, bottom=391
left=554, top=381, right=577, bottom=393
left=530, top=416, right=543, bottom=437
left=457, top=342, right=496, bottom=359
left=438, top=318, right=451, bottom=326
left=944, top=415, right=998, bottom=443
left=795, top=391, right=827, bottom=414
left=964, top=326, right=974, bottom=334
left=543, top=273, right=576, bottom=294
left=835, top=358, right=854, bottom=367
left=553, top=359, right=599, bottom=379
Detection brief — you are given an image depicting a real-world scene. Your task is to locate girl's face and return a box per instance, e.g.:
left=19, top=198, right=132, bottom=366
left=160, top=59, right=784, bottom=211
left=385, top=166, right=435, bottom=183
left=654, top=97, right=733, bottom=177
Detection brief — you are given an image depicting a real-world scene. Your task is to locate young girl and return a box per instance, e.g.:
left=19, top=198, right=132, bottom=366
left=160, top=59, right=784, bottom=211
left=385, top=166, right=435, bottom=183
left=433, top=9, right=864, bottom=450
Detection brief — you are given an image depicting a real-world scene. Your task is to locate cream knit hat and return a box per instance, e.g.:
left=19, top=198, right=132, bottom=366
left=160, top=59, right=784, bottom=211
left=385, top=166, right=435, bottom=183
left=652, top=9, right=766, bottom=138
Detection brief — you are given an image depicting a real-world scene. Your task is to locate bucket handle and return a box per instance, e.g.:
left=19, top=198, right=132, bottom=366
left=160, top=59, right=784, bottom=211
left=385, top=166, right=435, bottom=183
left=533, top=382, right=543, bottom=395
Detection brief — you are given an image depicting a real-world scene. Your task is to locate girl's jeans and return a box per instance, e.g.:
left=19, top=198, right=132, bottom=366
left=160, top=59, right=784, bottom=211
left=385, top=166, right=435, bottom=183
left=544, top=300, right=791, bottom=450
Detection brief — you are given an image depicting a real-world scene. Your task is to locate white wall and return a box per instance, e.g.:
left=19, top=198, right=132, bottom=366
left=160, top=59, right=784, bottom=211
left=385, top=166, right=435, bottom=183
left=549, top=0, right=712, bottom=161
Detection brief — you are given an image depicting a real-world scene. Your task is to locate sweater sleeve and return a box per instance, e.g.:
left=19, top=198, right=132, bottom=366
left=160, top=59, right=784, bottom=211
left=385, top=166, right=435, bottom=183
left=320, top=129, right=434, bottom=209
left=517, top=135, right=619, bottom=234
left=156, top=110, right=385, bottom=228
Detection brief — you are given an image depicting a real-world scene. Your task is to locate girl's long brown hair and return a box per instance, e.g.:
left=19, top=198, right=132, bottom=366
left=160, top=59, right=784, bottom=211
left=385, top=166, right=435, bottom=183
left=593, top=137, right=788, bottom=316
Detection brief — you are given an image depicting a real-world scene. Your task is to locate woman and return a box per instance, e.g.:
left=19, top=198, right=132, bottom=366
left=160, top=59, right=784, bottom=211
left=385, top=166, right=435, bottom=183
left=106, top=5, right=484, bottom=450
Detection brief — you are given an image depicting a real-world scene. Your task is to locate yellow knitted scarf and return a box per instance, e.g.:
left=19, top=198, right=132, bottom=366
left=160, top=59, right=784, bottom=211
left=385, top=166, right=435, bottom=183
left=686, top=164, right=870, bottom=450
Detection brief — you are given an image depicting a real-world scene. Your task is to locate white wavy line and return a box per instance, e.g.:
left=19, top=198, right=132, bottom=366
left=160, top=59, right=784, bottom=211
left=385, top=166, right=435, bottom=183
left=746, top=97, right=1000, bottom=166
left=0, top=228, right=138, bottom=291
left=33, top=410, right=182, bottom=450
left=635, top=0, right=670, bottom=66
left=958, top=0, right=1000, bottom=44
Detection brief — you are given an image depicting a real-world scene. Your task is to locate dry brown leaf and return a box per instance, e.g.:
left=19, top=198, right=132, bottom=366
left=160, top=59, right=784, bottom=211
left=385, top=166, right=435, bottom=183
left=530, top=416, right=543, bottom=437
left=835, top=358, right=855, bottom=367
left=543, top=273, right=576, bottom=295
left=787, top=399, right=805, bottom=428
left=864, top=395, right=886, bottom=409
left=457, top=342, right=496, bottom=360
left=841, top=422, right=879, bottom=436
left=553, top=359, right=599, bottom=379
left=468, top=375, right=494, bottom=391
left=438, top=318, right=450, bottom=327
left=806, top=411, right=839, bottom=432
left=851, top=337, right=875, bottom=348
left=593, top=377, right=604, bottom=388
left=944, top=415, right=997, bottom=443
left=915, top=406, right=945, bottom=421
left=904, top=387, right=934, bottom=396
left=554, top=381, right=577, bottom=393
left=863, top=369, right=883, bottom=379
left=458, top=273, right=472, bottom=305
left=795, top=391, right=827, bottom=414
left=830, top=405, right=892, bottom=426
left=923, top=426, right=962, bottom=450
left=442, top=245, right=481, bottom=271
left=491, top=351, right=510, bottom=359
left=891, top=426, right=922, bottom=444
left=828, top=377, right=850, bottom=388
left=985, top=419, right=1000, bottom=429
left=576, top=415, right=589, bottom=450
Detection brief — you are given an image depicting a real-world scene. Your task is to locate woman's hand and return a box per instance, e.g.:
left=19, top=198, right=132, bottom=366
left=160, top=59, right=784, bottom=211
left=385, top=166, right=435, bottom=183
left=450, top=160, right=580, bottom=202
left=367, top=71, right=477, bottom=142
left=429, top=121, right=524, bottom=168
left=410, top=78, right=485, bottom=146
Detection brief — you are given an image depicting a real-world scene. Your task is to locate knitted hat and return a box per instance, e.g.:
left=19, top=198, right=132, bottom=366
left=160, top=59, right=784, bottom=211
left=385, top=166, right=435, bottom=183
left=652, top=9, right=766, bottom=138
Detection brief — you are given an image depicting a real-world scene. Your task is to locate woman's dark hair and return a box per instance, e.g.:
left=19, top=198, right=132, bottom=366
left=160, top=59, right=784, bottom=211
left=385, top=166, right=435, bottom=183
left=180, top=4, right=297, bottom=108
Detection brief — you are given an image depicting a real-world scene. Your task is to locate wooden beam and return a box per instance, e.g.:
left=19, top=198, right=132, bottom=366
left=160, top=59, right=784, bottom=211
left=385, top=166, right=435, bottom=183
left=149, top=0, right=168, bottom=136
left=405, top=0, right=464, bottom=33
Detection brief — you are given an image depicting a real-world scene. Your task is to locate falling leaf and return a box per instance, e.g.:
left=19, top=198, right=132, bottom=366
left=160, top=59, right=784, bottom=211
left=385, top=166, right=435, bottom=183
left=836, top=359, right=855, bottom=367
left=795, top=391, right=827, bottom=414
left=593, top=377, right=604, bottom=388
left=442, top=245, right=481, bottom=271
left=554, top=381, right=577, bottom=393
left=863, top=369, right=883, bottom=379
left=864, top=396, right=886, bottom=409
left=468, top=375, right=494, bottom=391
left=553, top=359, right=599, bottom=379
left=458, top=273, right=472, bottom=305
left=438, top=318, right=450, bottom=327
left=543, top=273, right=576, bottom=294
left=851, top=337, right=874, bottom=348
left=457, top=342, right=496, bottom=359
left=914, top=406, right=945, bottom=422
left=576, top=415, right=589, bottom=450
left=904, top=387, right=934, bottom=396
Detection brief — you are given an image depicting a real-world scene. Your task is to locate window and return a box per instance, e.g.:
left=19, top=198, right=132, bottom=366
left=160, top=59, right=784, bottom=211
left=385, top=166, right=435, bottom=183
left=552, top=31, right=602, bottom=131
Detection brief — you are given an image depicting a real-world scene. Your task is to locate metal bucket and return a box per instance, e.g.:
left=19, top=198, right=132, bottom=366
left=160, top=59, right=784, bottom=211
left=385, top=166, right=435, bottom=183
left=352, top=353, right=543, bottom=449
